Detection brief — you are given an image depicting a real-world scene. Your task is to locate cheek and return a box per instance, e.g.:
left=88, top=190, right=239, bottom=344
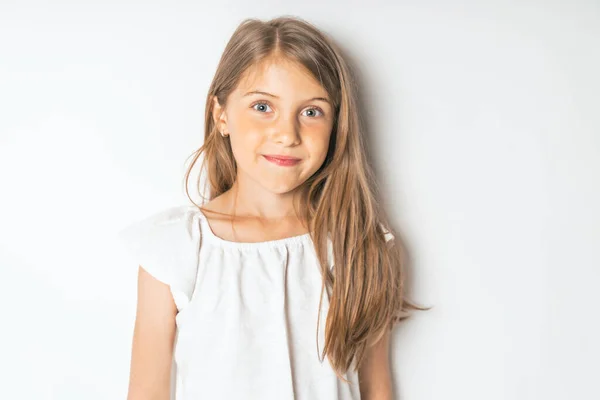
left=228, top=121, right=263, bottom=163
left=305, top=129, right=332, bottom=154
left=229, top=113, right=265, bottom=142
left=303, top=136, right=331, bottom=169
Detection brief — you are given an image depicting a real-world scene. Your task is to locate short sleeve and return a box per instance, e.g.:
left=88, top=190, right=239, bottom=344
left=380, top=223, right=395, bottom=243
left=116, top=205, right=202, bottom=312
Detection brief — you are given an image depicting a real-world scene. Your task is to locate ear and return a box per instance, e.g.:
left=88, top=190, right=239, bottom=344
left=212, top=96, right=228, bottom=133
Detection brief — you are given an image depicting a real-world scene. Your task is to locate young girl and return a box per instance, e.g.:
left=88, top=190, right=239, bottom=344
left=119, top=16, right=427, bottom=400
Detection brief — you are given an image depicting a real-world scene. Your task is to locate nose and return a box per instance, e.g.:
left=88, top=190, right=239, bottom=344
left=270, top=115, right=301, bottom=145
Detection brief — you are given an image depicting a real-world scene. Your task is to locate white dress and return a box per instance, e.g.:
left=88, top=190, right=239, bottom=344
left=117, top=204, right=393, bottom=400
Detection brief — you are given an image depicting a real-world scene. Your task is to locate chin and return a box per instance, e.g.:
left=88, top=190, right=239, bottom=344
left=264, top=181, right=303, bottom=195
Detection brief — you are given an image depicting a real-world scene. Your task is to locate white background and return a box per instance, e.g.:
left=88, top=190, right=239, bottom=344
left=1, top=1, right=599, bottom=399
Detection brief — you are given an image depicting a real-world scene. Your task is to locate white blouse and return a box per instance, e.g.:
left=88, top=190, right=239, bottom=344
left=118, top=204, right=393, bottom=400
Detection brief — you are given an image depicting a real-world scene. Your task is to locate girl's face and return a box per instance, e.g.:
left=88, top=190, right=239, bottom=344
left=213, top=57, right=335, bottom=195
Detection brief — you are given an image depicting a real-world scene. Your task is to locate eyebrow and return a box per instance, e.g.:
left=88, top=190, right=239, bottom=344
left=243, top=90, right=331, bottom=105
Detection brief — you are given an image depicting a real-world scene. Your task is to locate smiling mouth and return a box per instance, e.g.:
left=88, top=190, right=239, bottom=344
left=262, top=155, right=302, bottom=166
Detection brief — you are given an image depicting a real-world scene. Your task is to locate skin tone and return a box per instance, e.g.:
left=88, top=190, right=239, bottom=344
left=127, top=55, right=393, bottom=400
left=127, top=267, right=176, bottom=400
left=358, top=327, right=394, bottom=400
left=204, top=55, right=333, bottom=242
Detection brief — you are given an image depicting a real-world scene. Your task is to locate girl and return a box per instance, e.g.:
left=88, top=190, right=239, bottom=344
left=119, top=16, right=428, bottom=400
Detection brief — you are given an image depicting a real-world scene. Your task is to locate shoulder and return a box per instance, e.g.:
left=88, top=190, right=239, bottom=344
left=117, top=204, right=204, bottom=312
left=119, top=204, right=203, bottom=239
left=131, top=204, right=202, bottom=227
left=117, top=204, right=204, bottom=266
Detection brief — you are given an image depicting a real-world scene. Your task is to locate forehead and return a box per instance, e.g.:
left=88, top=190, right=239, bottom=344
left=235, top=57, right=327, bottom=97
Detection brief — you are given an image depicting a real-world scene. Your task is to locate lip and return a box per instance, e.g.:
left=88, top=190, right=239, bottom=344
left=262, top=154, right=301, bottom=166
left=263, top=154, right=301, bottom=160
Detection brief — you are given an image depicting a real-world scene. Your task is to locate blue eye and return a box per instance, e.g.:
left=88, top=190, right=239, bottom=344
left=250, top=101, right=325, bottom=118
left=303, top=107, right=324, bottom=118
left=251, top=102, right=272, bottom=113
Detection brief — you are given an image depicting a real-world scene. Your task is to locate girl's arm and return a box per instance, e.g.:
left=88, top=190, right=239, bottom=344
left=127, top=266, right=178, bottom=400
left=358, top=328, right=393, bottom=400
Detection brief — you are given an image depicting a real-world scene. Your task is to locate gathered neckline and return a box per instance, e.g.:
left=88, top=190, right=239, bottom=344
left=193, top=206, right=313, bottom=251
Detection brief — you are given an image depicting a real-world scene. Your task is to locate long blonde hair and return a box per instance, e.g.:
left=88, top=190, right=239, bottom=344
left=184, top=16, right=429, bottom=381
